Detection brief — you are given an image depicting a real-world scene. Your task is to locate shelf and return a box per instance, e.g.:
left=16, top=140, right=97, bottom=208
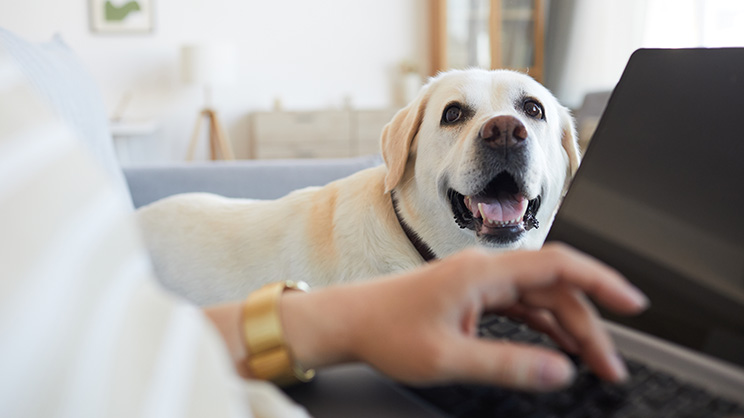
left=429, top=0, right=545, bottom=82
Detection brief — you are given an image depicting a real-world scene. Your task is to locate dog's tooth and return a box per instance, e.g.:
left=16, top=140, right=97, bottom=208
left=466, top=196, right=474, bottom=214
left=477, top=203, right=486, bottom=220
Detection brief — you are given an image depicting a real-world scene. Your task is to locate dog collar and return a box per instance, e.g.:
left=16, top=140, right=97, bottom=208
left=391, top=191, right=437, bottom=263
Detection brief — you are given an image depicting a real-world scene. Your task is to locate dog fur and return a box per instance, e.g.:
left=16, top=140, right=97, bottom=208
left=137, top=69, right=580, bottom=305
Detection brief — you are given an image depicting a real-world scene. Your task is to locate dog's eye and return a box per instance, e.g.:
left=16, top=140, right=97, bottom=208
left=523, top=100, right=544, bottom=120
left=442, top=104, right=463, bottom=124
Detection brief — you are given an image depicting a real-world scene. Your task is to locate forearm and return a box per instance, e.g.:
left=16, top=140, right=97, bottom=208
left=203, top=302, right=252, bottom=378
left=279, top=286, right=361, bottom=369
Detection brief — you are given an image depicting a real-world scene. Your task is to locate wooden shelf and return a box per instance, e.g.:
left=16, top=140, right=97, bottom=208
left=429, top=0, right=545, bottom=82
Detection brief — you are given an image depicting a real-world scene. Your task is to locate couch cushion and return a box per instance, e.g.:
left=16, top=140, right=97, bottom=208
left=124, top=155, right=383, bottom=208
left=0, top=28, right=132, bottom=208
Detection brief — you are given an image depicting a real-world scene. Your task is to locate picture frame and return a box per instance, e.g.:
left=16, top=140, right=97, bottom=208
left=89, top=0, right=155, bottom=34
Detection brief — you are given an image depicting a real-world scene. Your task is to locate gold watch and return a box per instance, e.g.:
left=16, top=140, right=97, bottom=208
left=242, top=280, right=316, bottom=386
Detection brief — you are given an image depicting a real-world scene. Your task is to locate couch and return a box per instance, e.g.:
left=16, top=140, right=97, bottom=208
left=124, top=156, right=381, bottom=209
left=0, top=27, right=383, bottom=210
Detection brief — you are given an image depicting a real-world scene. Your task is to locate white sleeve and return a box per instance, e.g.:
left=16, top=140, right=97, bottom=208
left=0, top=50, right=310, bottom=418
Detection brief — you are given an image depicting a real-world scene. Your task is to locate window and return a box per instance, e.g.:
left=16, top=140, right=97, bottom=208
left=643, top=0, right=744, bottom=48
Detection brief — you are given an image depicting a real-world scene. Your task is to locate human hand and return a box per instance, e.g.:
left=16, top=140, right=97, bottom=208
left=281, top=243, right=648, bottom=392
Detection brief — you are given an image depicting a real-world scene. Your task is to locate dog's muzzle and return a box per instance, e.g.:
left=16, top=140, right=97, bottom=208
left=447, top=116, right=541, bottom=244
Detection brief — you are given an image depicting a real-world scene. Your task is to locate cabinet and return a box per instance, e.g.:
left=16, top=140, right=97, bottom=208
left=430, top=0, right=545, bottom=82
left=249, top=109, right=398, bottom=159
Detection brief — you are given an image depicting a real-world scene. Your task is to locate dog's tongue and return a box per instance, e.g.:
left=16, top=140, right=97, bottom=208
left=466, top=193, right=528, bottom=224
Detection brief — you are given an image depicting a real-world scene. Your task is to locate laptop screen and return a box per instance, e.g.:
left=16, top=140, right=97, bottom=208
left=546, top=48, right=744, bottom=368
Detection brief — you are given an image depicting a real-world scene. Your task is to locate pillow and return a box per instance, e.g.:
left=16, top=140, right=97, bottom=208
left=0, top=27, right=132, bottom=208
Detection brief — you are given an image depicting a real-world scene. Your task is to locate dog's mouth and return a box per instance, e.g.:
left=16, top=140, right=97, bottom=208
left=448, top=172, right=541, bottom=244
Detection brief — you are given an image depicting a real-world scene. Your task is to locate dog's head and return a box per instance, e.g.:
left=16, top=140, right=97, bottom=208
left=381, top=69, right=580, bottom=250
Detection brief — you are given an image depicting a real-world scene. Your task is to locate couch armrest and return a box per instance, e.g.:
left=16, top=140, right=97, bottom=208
left=123, top=155, right=383, bottom=208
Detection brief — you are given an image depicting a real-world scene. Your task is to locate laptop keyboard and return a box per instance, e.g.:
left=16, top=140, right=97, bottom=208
left=403, top=315, right=744, bottom=418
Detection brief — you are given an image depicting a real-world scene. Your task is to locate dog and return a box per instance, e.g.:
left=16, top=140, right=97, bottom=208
left=137, top=69, right=581, bottom=305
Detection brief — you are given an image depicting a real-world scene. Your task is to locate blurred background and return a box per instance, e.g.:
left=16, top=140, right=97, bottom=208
left=1, top=0, right=743, bottom=163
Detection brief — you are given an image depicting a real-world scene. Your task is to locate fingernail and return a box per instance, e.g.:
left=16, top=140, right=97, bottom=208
left=538, top=358, right=575, bottom=390
left=628, top=285, right=650, bottom=309
left=609, top=353, right=629, bottom=381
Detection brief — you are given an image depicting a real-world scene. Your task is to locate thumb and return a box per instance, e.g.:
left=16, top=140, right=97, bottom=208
left=448, top=339, right=576, bottom=391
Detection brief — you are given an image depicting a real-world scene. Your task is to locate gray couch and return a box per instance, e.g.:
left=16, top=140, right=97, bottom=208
left=124, top=156, right=381, bottom=209
left=0, top=27, right=382, bottom=210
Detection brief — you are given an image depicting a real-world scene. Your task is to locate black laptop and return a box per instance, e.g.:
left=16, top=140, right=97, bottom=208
left=285, top=48, right=744, bottom=417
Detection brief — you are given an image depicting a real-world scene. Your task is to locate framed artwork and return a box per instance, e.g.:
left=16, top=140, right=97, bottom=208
left=89, top=0, right=155, bottom=34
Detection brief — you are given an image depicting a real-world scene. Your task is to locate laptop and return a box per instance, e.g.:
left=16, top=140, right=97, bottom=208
left=284, top=48, right=744, bottom=417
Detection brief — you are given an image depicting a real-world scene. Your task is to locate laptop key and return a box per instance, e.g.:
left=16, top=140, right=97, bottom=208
left=539, top=391, right=576, bottom=413
left=489, top=397, right=536, bottom=416
left=710, top=398, right=739, bottom=414
left=593, top=381, right=629, bottom=408
left=643, top=385, right=677, bottom=408
left=678, top=384, right=715, bottom=407
left=480, top=320, right=520, bottom=336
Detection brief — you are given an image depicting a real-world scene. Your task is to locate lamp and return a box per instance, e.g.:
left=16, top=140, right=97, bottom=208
left=181, top=43, right=237, bottom=160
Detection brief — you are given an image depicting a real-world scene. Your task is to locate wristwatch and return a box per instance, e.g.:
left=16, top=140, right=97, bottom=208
left=242, top=280, right=316, bottom=386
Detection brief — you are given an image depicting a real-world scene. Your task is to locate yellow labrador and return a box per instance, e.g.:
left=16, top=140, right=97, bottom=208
left=137, top=69, right=580, bottom=305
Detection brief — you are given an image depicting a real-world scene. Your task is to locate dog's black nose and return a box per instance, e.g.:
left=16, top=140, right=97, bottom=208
left=479, top=116, right=527, bottom=148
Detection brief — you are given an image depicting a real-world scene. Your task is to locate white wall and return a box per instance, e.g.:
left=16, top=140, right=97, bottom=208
left=0, top=0, right=429, bottom=161
left=545, top=0, right=744, bottom=109
left=545, top=0, right=648, bottom=109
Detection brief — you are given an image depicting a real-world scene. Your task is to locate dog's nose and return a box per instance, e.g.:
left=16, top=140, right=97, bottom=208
left=479, top=116, right=528, bottom=148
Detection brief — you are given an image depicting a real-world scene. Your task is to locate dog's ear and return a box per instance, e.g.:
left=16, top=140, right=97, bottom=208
left=381, top=88, right=430, bottom=193
left=559, top=105, right=581, bottom=194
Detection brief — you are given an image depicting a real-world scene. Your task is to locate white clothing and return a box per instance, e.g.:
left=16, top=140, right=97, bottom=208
left=0, top=49, right=310, bottom=418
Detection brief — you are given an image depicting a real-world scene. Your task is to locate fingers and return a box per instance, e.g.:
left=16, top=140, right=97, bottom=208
left=469, top=244, right=648, bottom=383
left=445, top=338, right=576, bottom=391
left=495, top=296, right=624, bottom=382
left=519, top=286, right=628, bottom=382
left=491, top=243, right=649, bottom=315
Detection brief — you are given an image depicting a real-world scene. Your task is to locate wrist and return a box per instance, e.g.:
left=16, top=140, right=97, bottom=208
left=203, top=303, right=252, bottom=379
left=280, top=285, right=361, bottom=370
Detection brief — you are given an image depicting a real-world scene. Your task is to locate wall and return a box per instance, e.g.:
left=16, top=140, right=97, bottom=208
left=0, top=0, right=429, bottom=161
left=545, top=0, right=744, bottom=109
left=544, top=0, right=648, bottom=109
